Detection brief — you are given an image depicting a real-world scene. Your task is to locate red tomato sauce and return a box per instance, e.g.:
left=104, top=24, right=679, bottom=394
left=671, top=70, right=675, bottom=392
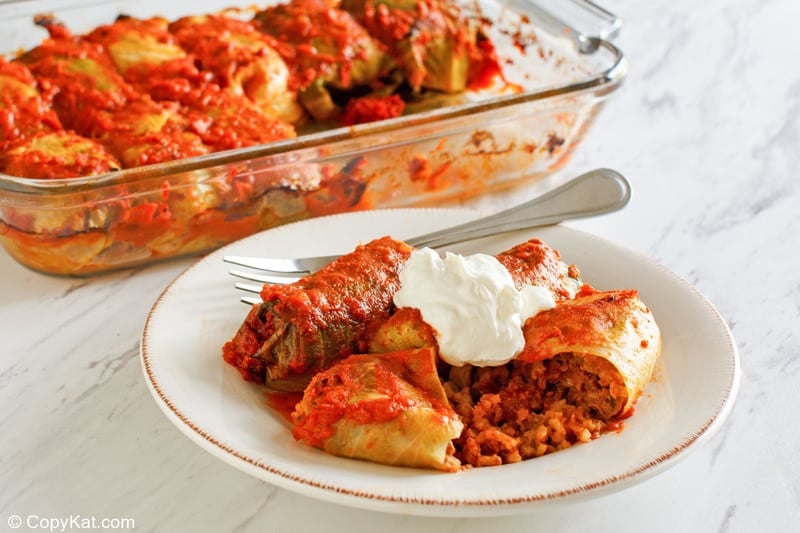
left=519, top=289, right=640, bottom=363
left=291, top=348, right=451, bottom=448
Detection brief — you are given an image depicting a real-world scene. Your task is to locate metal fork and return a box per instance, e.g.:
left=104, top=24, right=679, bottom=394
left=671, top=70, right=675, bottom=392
left=226, top=168, right=631, bottom=304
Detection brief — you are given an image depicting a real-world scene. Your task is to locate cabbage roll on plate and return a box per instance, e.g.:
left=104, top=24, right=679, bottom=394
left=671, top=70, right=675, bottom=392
left=292, top=347, right=463, bottom=471
left=223, top=236, right=414, bottom=391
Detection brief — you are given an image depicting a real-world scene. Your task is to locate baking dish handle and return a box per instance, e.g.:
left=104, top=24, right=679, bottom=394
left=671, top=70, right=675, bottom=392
left=523, top=0, right=622, bottom=52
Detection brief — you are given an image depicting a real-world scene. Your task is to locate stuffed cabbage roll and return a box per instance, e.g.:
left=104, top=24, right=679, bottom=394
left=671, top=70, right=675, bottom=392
left=19, top=20, right=137, bottom=132
left=222, top=236, right=413, bottom=391
left=0, top=59, right=121, bottom=179
left=253, top=0, right=393, bottom=121
left=517, top=287, right=661, bottom=418
left=0, top=58, right=62, bottom=149
left=20, top=21, right=210, bottom=167
left=168, top=14, right=305, bottom=125
left=1, top=131, right=121, bottom=179
left=84, top=16, right=296, bottom=151
left=83, top=16, right=192, bottom=82
left=442, top=287, right=661, bottom=467
left=292, top=346, right=463, bottom=471
left=98, top=100, right=210, bottom=168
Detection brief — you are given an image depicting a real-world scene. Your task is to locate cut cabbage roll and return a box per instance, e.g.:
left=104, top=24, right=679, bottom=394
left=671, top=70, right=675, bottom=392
left=168, top=14, right=305, bottom=125
left=518, top=287, right=661, bottom=418
left=222, top=236, right=413, bottom=391
left=292, top=347, right=463, bottom=471
left=253, top=0, right=393, bottom=121
left=442, top=287, right=661, bottom=467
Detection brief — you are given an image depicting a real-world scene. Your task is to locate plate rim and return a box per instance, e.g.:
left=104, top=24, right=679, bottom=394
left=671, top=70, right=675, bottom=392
left=140, top=207, right=742, bottom=515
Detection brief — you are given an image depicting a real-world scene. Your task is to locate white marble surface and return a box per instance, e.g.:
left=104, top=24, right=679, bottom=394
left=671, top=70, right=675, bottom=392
left=1, top=0, right=798, bottom=531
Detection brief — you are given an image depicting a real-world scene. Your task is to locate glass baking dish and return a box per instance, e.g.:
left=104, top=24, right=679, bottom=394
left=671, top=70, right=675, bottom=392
left=0, top=0, right=626, bottom=275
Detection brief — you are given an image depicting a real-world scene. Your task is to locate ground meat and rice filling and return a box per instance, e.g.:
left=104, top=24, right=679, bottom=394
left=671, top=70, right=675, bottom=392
left=442, top=353, right=628, bottom=468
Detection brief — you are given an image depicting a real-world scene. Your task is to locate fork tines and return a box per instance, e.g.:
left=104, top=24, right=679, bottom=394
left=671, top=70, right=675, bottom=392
left=229, top=268, right=300, bottom=285
left=223, top=253, right=334, bottom=274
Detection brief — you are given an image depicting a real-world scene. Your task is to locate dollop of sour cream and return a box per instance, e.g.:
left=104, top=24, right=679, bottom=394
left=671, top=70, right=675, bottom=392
left=393, top=248, right=556, bottom=367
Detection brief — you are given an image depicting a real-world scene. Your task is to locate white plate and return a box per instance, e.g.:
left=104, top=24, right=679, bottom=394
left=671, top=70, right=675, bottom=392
left=140, top=208, right=740, bottom=517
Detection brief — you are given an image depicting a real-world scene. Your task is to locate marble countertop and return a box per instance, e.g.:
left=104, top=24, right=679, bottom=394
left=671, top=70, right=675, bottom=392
left=2, top=0, right=798, bottom=531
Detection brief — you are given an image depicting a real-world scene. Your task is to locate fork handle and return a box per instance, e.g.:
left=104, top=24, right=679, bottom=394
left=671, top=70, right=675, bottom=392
left=407, top=168, right=630, bottom=249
